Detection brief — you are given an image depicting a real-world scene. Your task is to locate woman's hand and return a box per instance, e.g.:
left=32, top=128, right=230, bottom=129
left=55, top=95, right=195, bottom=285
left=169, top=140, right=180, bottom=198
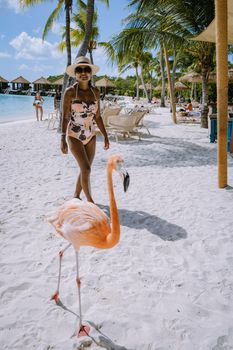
left=104, top=136, right=109, bottom=150
left=61, top=136, right=68, bottom=154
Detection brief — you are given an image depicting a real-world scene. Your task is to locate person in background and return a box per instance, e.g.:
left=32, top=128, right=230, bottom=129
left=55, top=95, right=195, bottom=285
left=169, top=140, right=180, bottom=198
left=186, top=99, right=193, bottom=112
left=54, top=90, right=61, bottom=111
left=33, top=91, right=44, bottom=121
left=61, top=56, right=109, bottom=203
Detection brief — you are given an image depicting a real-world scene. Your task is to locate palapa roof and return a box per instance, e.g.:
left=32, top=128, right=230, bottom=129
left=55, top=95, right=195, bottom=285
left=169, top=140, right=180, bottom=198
left=32, top=76, right=51, bottom=85
left=179, top=72, right=202, bottom=83
left=175, top=81, right=189, bottom=90
left=193, top=0, right=233, bottom=44
left=95, top=77, right=116, bottom=88
left=0, top=76, right=9, bottom=83
left=139, top=83, right=155, bottom=90
left=11, top=76, right=30, bottom=84
left=52, top=77, right=64, bottom=85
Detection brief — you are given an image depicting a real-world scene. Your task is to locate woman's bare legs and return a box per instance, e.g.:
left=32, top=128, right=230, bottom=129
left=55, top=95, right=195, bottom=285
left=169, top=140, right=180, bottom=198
left=68, top=136, right=96, bottom=202
left=40, top=107, right=43, bottom=121
left=35, top=107, right=39, bottom=121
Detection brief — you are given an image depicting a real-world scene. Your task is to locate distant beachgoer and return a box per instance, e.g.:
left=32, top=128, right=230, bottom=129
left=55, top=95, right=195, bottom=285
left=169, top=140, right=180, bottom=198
left=61, top=56, right=109, bottom=203
left=54, top=90, right=61, bottom=110
left=186, top=99, right=193, bottom=112
left=151, top=96, right=157, bottom=104
left=33, top=92, right=44, bottom=121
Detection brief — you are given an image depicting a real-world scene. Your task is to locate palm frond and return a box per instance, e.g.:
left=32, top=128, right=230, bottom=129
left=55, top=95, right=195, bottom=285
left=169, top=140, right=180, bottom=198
left=42, top=0, right=64, bottom=40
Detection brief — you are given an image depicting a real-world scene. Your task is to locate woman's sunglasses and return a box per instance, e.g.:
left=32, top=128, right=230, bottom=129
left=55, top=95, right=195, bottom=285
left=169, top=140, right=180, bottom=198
left=75, top=66, right=92, bottom=74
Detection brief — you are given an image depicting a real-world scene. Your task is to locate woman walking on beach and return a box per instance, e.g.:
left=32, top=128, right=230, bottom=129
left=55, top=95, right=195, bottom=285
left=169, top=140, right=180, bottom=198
left=33, top=91, right=44, bottom=121
left=61, top=56, right=109, bottom=203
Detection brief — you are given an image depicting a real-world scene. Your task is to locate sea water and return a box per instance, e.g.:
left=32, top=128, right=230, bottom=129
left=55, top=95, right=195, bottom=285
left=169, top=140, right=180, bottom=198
left=0, top=94, right=54, bottom=123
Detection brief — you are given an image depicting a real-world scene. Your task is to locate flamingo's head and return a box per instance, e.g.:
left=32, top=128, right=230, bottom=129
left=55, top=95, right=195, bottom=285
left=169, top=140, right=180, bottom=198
left=108, top=155, right=130, bottom=192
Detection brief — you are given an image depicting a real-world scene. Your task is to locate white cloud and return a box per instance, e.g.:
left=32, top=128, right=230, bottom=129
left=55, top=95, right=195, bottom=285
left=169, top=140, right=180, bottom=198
left=0, top=0, right=21, bottom=13
left=32, top=27, right=41, bottom=34
left=10, top=32, right=63, bottom=60
left=19, top=63, right=53, bottom=72
left=51, top=22, right=63, bottom=35
left=0, top=52, right=11, bottom=58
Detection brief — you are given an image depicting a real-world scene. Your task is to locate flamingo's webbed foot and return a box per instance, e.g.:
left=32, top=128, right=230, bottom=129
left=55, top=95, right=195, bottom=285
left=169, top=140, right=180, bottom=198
left=77, top=324, right=90, bottom=338
left=51, top=291, right=60, bottom=304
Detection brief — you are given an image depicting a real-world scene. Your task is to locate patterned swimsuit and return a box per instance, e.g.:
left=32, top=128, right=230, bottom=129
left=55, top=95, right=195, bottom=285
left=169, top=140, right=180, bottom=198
left=67, top=85, right=98, bottom=145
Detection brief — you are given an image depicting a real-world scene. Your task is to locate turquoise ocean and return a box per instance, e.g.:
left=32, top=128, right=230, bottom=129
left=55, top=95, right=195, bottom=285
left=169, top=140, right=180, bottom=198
left=0, top=94, right=54, bottom=123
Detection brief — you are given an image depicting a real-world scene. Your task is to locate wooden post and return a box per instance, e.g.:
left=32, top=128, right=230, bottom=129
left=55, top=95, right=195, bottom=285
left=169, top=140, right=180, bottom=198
left=216, top=0, right=228, bottom=188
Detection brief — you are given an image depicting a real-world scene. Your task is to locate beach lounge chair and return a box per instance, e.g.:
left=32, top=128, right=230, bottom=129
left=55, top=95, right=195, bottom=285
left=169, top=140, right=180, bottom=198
left=47, top=100, right=61, bottom=129
left=108, top=110, right=148, bottom=142
left=101, top=106, right=121, bottom=127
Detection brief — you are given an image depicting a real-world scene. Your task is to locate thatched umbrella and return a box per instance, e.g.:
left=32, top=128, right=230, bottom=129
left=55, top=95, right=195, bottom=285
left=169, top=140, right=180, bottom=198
left=11, top=76, right=30, bottom=90
left=175, top=82, right=189, bottom=90
left=95, top=77, right=116, bottom=94
left=52, top=77, right=64, bottom=86
left=179, top=72, right=202, bottom=83
left=0, top=76, right=9, bottom=90
left=138, top=83, right=155, bottom=90
left=33, top=76, right=51, bottom=91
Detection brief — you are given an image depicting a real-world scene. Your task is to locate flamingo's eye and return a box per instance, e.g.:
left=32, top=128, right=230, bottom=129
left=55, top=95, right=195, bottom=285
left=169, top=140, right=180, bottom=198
left=116, top=160, right=123, bottom=170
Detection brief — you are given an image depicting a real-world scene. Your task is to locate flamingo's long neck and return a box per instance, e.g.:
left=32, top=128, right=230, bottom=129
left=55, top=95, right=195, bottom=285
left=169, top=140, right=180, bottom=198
left=106, top=165, right=120, bottom=247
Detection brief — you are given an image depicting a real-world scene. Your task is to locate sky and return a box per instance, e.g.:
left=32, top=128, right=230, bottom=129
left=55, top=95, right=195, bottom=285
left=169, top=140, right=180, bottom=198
left=0, top=0, right=133, bottom=82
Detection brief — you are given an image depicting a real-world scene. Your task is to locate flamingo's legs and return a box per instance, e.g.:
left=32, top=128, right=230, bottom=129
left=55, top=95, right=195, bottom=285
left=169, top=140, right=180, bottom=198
left=51, top=243, right=72, bottom=303
left=75, top=250, right=90, bottom=337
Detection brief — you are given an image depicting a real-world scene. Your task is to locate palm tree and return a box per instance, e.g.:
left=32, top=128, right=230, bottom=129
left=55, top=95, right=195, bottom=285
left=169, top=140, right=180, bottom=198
left=127, top=0, right=215, bottom=127
left=98, top=41, right=142, bottom=100
left=58, top=0, right=99, bottom=64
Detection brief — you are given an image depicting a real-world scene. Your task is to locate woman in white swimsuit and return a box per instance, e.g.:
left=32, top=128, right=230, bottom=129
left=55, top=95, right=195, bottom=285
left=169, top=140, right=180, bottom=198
left=61, top=56, right=109, bottom=203
left=33, top=91, right=44, bottom=121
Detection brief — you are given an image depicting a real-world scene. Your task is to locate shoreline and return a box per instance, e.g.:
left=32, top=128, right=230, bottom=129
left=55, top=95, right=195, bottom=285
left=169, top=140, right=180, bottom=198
left=0, top=116, right=37, bottom=126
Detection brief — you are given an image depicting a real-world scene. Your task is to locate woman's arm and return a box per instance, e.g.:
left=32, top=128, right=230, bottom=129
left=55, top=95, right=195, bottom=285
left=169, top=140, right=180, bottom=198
left=95, top=92, right=109, bottom=149
left=61, top=88, right=72, bottom=134
left=61, top=88, right=72, bottom=154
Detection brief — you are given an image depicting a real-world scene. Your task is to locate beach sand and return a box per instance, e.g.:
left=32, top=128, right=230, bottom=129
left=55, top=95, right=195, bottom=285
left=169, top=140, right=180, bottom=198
left=1, top=108, right=233, bottom=349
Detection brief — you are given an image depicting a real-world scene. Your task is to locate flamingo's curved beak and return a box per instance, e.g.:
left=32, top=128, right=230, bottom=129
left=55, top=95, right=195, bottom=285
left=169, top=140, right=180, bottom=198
left=123, top=170, right=130, bottom=192
left=119, top=167, right=130, bottom=192
left=116, top=162, right=130, bottom=192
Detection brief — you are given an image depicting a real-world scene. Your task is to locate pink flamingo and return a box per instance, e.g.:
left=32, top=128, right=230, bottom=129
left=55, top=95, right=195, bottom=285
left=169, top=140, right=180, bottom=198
left=48, top=155, right=129, bottom=337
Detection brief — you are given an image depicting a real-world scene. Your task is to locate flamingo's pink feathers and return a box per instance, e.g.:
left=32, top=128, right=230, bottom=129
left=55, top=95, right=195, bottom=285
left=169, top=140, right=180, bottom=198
left=48, top=199, right=111, bottom=250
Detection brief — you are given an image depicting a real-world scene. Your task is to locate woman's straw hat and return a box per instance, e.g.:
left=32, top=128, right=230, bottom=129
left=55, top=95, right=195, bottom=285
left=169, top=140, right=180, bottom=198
left=66, top=56, right=99, bottom=77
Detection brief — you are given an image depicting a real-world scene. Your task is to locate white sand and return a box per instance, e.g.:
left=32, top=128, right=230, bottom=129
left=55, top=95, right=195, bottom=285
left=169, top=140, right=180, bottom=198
left=1, top=108, right=233, bottom=350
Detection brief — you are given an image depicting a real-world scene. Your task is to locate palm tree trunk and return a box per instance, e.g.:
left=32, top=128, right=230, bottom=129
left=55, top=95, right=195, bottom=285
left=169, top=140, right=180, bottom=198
left=140, top=68, right=149, bottom=102
left=200, top=63, right=210, bottom=128
left=89, top=48, right=94, bottom=64
left=171, top=50, right=177, bottom=92
left=88, top=48, right=95, bottom=86
left=159, top=45, right=165, bottom=107
left=65, top=0, right=72, bottom=67
left=164, top=44, right=177, bottom=124
left=58, top=0, right=72, bottom=132
left=76, top=0, right=94, bottom=57
left=190, top=82, right=194, bottom=100
left=135, top=64, right=140, bottom=100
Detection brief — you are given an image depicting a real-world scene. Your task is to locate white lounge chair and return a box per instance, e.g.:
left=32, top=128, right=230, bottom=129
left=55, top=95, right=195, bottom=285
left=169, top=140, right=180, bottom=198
left=108, top=110, right=148, bottom=142
left=101, top=106, right=121, bottom=127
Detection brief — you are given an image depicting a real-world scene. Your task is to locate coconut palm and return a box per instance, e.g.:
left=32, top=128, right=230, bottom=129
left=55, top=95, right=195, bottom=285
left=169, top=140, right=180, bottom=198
left=58, top=0, right=99, bottom=64
left=98, top=40, right=142, bottom=100
left=127, top=0, right=215, bottom=127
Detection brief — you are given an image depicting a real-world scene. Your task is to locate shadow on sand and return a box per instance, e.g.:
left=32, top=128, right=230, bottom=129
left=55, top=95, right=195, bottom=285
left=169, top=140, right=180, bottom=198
left=98, top=205, right=187, bottom=241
